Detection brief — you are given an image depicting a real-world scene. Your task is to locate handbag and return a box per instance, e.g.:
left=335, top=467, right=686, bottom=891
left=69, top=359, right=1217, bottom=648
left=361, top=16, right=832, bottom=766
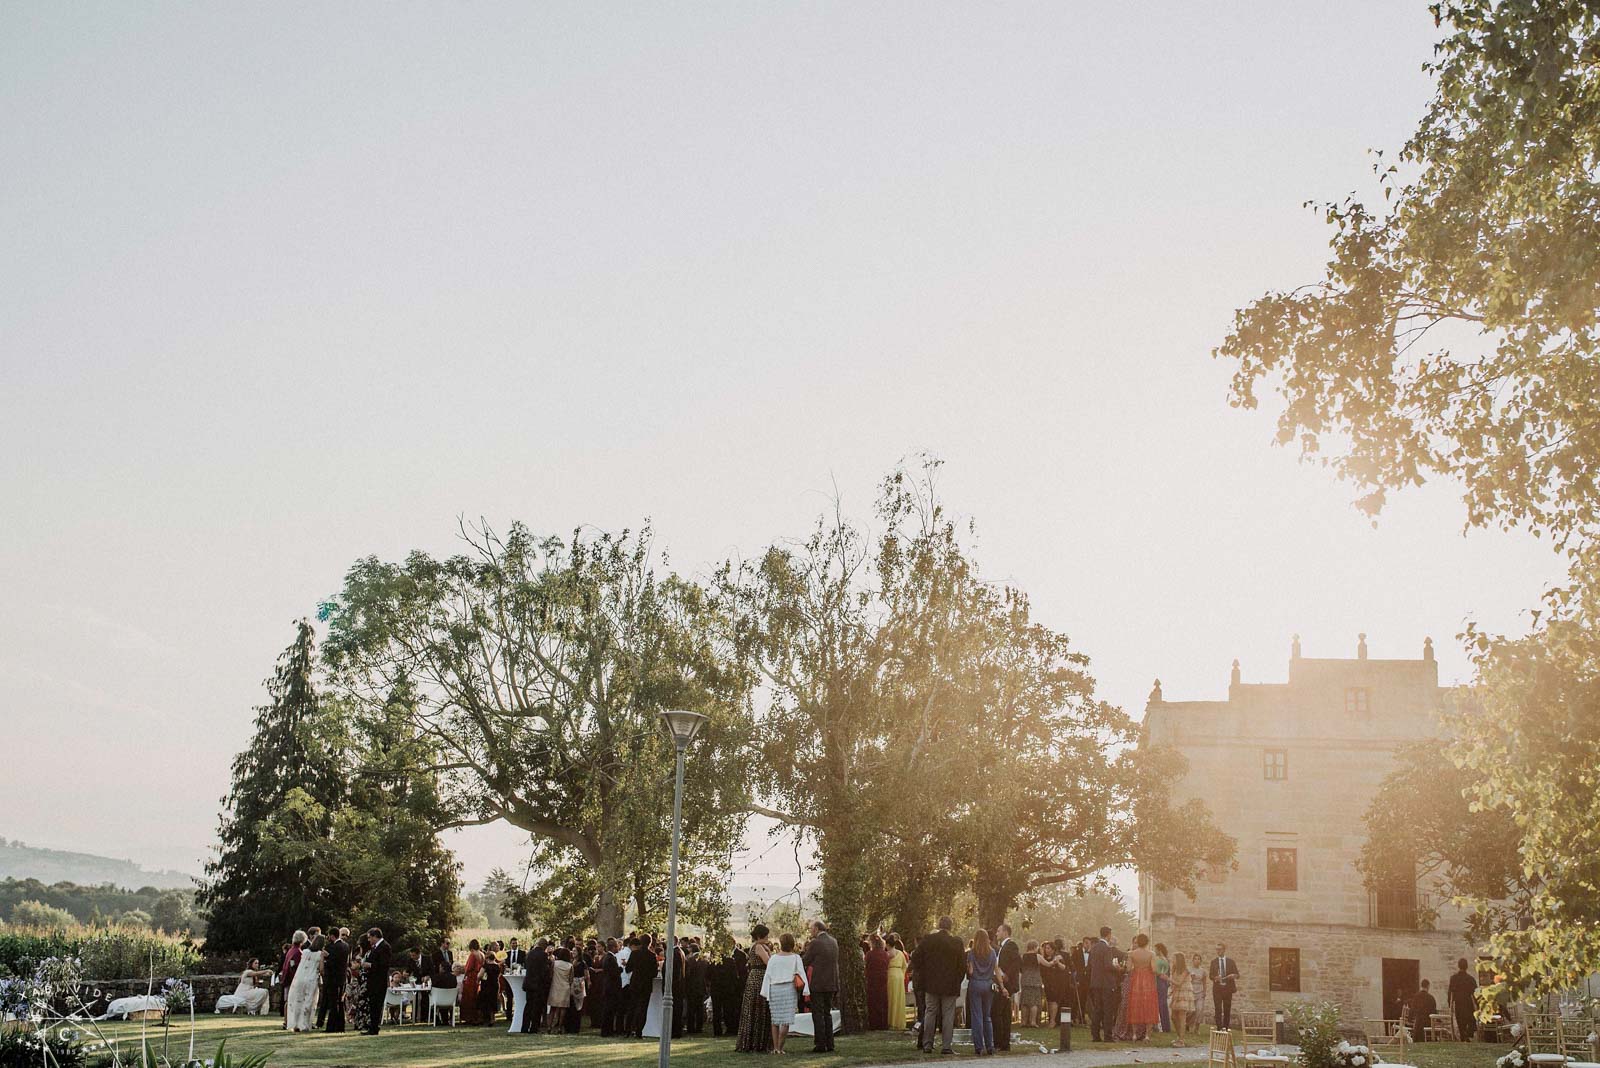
left=793, top=972, right=806, bottom=991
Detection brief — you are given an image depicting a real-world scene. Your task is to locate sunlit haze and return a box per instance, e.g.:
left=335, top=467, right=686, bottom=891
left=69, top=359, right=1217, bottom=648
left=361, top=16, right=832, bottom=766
left=0, top=2, right=1561, bottom=900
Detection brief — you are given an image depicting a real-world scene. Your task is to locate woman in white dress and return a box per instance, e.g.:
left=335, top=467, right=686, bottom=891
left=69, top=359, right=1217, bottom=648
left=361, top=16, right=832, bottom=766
left=286, top=934, right=326, bottom=1032
left=545, top=948, right=574, bottom=1033
left=231, top=959, right=273, bottom=1014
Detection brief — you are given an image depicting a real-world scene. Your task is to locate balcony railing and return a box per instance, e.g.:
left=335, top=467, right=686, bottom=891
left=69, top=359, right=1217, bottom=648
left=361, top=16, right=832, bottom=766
left=1370, top=887, right=1434, bottom=930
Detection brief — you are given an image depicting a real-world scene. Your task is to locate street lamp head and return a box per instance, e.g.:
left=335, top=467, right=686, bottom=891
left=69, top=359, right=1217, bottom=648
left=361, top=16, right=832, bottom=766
left=659, top=709, right=708, bottom=749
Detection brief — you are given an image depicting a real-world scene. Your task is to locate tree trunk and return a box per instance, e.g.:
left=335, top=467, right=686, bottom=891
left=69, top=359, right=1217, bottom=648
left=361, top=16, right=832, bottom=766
left=976, top=873, right=1019, bottom=933
left=596, top=885, right=625, bottom=940
left=818, top=821, right=872, bottom=1033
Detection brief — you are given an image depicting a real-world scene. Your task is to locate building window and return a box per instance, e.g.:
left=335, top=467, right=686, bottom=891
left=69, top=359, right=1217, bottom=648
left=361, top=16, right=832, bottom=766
left=1267, top=847, right=1298, bottom=891
left=1345, top=687, right=1371, bottom=715
left=1269, top=948, right=1301, bottom=992
left=1264, top=748, right=1288, bottom=780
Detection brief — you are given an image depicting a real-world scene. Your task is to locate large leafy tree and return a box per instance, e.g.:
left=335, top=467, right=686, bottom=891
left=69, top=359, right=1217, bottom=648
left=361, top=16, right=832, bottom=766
left=1357, top=741, right=1527, bottom=938
left=1215, top=0, right=1600, bottom=1004
left=199, top=621, right=347, bottom=954
left=1216, top=0, right=1600, bottom=547
left=321, top=522, right=754, bottom=939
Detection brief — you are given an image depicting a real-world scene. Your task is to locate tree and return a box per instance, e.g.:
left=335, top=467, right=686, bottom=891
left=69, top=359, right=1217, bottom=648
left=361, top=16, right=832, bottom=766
left=10, top=900, right=74, bottom=928
left=1214, top=0, right=1600, bottom=1004
left=199, top=621, right=346, bottom=954
left=1448, top=587, right=1600, bottom=1004
left=322, top=522, right=755, bottom=939
left=117, top=909, right=152, bottom=929
left=149, top=891, right=198, bottom=935
left=1215, top=1, right=1600, bottom=549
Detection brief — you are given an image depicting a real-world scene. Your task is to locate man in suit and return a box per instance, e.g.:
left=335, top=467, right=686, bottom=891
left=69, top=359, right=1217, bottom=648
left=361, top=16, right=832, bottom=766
left=911, top=916, right=965, bottom=1055
left=428, top=936, right=457, bottom=1025
left=320, top=928, right=350, bottom=1032
left=1071, top=936, right=1095, bottom=1027
left=1409, top=980, right=1439, bottom=1042
left=668, top=937, right=688, bottom=1038
left=1088, top=926, right=1126, bottom=1042
left=708, top=950, right=739, bottom=1037
left=1447, top=958, right=1478, bottom=1042
left=994, top=922, right=1022, bottom=1052
left=683, top=941, right=708, bottom=1034
left=363, top=928, right=392, bottom=1035
left=591, top=938, right=620, bottom=1035
left=520, top=939, right=551, bottom=1033
left=803, top=920, right=840, bottom=1052
left=627, top=935, right=659, bottom=1038
left=1209, top=944, right=1239, bottom=1031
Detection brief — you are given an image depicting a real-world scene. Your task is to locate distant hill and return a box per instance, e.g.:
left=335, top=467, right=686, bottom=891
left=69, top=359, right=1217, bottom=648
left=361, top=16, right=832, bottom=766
left=0, top=839, right=195, bottom=890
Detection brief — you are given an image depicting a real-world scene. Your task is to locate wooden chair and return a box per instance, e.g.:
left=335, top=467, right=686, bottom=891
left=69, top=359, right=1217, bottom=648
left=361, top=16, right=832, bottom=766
left=1557, top=1017, right=1600, bottom=1068
left=1366, top=1019, right=1410, bottom=1062
left=1239, top=1010, right=1290, bottom=1066
left=1209, top=1028, right=1238, bottom=1068
left=1526, top=1013, right=1570, bottom=1067
left=1427, top=1012, right=1457, bottom=1041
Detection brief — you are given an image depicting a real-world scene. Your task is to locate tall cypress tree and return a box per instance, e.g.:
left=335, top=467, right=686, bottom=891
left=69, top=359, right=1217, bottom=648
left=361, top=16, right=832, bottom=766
left=199, top=620, right=345, bottom=954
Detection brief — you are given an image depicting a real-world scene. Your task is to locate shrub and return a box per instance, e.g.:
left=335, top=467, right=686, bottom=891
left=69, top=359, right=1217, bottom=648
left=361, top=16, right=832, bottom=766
left=1286, top=1000, right=1346, bottom=1068
left=0, top=929, right=77, bottom=977
left=0, top=1027, right=87, bottom=1068
left=9, top=901, right=73, bottom=929
left=77, top=929, right=201, bottom=982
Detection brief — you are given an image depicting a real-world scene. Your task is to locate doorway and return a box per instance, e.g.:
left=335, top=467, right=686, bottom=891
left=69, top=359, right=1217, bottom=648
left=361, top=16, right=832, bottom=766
left=1382, top=958, right=1420, bottom=1022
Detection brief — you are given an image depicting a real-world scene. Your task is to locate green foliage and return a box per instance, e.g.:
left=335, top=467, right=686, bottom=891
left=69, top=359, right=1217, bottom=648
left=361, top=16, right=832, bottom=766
left=76, top=927, right=202, bottom=981
left=322, top=521, right=755, bottom=939
left=9, top=900, right=74, bottom=929
left=0, top=1027, right=87, bottom=1068
left=1449, top=566, right=1600, bottom=1006
left=0, top=880, right=197, bottom=933
left=1358, top=741, right=1526, bottom=939
left=117, top=909, right=152, bottom=930
left=1216, top=1, right=1600, bottom=549
left=200, top=621, right=347, bottom=955
left=1285, top=1000, right=1345, bottom=1068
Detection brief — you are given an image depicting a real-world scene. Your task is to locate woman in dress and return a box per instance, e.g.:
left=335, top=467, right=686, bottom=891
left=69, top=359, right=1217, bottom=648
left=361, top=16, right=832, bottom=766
left=345, top=935, right=371, bottom=1034
left=1125, top=933, right=1161, bottom=1042
left=565, top=948, right=587, bottom=1034
left=966, top=928, right=1003, bottom=1056
left=1168, top=952, right=1196, bottom=1045
left=885, top=934, right=909, bottom=1033
left=1186, top=953, right=1208, bottom=1037
left=286, top=934, right=325, bottom=1032
left=230, top=959, right=273, bottom=1015
left=460, top=939, right=485, bottom=1025
left=761, top=932, right=808, bottom=1054
left=1020, top=940, right=1045, bottom=1028
left=864, top=934, right=890, bottom=1030
left=735, top=924, right=773, bottom=1053
left=1155, top=942, right=1172, bottom=1035
left=1040, top=940, right=1068, bottom=1030
left=478, top=943, right=501, bottom=1026
left=546, top=948, right=573, bottom=1032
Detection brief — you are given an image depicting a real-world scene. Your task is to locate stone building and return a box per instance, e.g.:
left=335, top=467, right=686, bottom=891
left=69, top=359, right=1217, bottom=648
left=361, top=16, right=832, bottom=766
left=1138, top=635, right=1474, bottom=1023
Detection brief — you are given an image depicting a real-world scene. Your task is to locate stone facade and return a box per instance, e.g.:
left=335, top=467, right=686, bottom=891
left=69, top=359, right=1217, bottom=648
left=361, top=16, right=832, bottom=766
left=1139, top=636, right=1473, bottom=1023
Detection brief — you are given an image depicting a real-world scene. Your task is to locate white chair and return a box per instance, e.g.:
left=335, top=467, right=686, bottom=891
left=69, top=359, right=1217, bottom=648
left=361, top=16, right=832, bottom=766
left=384, top=987, right=410, bottom=1024
left=429, top=984, right=459, bottom=1026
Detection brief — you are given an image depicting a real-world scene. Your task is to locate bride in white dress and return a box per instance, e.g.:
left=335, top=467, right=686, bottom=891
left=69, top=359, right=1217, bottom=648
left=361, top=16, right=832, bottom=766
left=286, top=935, right=325, bottom=1032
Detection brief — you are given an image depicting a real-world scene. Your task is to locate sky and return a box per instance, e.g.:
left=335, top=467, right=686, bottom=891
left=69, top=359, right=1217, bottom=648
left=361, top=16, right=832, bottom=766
left=0, top=2, right=1564, bottom=899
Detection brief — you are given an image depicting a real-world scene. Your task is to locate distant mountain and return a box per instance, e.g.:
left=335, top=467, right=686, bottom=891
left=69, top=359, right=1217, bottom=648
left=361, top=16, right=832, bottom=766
left=0, top=839, right=195, bottom=890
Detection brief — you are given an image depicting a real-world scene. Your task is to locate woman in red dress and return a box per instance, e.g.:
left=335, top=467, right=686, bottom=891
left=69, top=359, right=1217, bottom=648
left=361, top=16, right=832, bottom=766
left=459, top=939, right=485, bottom=1025
left=1125, top=933, right=1161, bottom=1042
left=863, top=933, right=890, bottom=1030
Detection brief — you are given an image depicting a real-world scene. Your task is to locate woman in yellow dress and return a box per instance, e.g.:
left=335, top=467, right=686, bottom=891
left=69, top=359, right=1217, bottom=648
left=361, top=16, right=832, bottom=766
left=885, top=934, right=909, bottom=1031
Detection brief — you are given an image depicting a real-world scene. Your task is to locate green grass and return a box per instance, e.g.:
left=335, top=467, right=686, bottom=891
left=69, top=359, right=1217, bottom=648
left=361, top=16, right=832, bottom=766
left=85, top=1016, right=1510, bottom=1068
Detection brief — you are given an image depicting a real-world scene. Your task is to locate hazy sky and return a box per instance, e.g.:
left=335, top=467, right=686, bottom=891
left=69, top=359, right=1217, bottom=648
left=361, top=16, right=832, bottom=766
left=1, top=2, right=1562, bottom=896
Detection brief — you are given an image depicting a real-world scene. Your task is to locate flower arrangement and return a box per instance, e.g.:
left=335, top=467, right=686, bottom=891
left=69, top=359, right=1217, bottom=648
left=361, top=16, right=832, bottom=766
left=1498, top=1047, right=1529, bottom=1068
left=0, top=978, right=28, bottom=1022
left=1332, top=1038, right=1380, bottom=1067
left=163, top=979, right=194, bottom=1014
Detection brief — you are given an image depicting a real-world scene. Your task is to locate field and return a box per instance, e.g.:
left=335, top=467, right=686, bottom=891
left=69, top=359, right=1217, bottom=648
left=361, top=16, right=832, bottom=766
left=84, top=1014, right=1510, bottom=1068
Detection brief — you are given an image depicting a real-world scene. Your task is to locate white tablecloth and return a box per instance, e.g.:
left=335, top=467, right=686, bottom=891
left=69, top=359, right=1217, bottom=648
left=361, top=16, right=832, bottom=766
left=641, top=977, right=665, bottom=1038
left=790, top=1009, right=842, bottom=1037
left=508, top=983, right=528, bottom=1033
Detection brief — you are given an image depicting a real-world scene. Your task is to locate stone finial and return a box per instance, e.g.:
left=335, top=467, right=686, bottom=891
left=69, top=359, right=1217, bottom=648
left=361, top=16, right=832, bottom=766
left=1230, top=659, right=1241, bottom=686
left=1291, top=633, right=1302, bottom=660
left=1358, top=632, right=1368, bottom=660
left=1423, top=636, right=1435, bottom=662
left=1148, top=678, right=1163, bottom=705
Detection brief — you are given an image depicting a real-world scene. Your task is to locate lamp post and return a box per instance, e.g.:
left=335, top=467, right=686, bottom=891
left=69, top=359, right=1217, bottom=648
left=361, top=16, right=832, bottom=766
left=658, top=709, right=707, bottom=1068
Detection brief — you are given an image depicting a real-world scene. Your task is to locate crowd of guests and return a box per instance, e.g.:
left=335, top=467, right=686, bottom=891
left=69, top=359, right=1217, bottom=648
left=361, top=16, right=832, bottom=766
left=252, top=917, right=1306, bottom=1055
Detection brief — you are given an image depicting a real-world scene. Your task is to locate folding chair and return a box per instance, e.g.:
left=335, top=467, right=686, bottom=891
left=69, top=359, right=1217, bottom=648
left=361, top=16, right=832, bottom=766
left=1239, top=1010, right=1290, bottom=1067
left=1427, top=1013, right=1456, bottom=1042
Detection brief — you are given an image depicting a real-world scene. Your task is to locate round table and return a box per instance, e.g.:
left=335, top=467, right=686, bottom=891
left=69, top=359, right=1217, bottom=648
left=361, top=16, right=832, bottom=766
left=506, top=973, right=527, bottom=1033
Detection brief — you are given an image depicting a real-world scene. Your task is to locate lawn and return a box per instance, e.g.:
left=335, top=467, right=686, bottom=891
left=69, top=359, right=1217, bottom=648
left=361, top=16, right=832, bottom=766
left=84, top=1015, right=1512, bottom=1068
